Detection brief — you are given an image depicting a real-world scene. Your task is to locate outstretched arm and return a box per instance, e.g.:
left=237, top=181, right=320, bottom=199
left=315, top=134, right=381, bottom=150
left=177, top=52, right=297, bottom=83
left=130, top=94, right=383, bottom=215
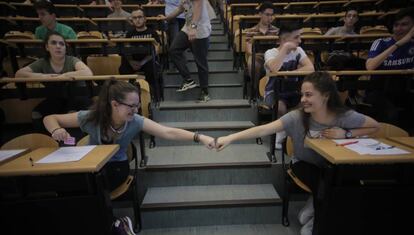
left=216, top=119, right=284, bottom=151
left=142, top=118, right=216, bottom=149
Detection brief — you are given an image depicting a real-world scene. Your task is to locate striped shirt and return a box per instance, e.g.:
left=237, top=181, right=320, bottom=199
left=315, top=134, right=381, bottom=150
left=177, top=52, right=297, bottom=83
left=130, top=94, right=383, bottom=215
left=245, top=24, right=279, bottom=44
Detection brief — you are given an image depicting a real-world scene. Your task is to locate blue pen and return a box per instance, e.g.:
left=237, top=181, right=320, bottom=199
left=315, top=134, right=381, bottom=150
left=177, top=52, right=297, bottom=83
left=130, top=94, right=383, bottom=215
left=376, top=146, right=395, bottom=150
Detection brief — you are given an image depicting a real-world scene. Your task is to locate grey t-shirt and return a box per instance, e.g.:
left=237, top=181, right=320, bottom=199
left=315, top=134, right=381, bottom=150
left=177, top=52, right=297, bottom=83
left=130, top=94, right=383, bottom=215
left=180, top=0, right=212, bottom=39
left=280, top=109, right=366, bottom=166
left=78, top=110, right=145, bottom=162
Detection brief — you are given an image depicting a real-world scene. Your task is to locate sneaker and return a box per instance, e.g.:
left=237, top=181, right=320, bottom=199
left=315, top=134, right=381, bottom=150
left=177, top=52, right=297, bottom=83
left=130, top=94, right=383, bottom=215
left=197, top=91, right=211, bottom=103
left=300, top=216, right=314, bottom=235
left=298, top=196, right=314, bottom=225
left=112, top=217, right=136, bottom=235
left=176, top=80, right=196, bottom=92
left=121, top=216, right=136, bottom=235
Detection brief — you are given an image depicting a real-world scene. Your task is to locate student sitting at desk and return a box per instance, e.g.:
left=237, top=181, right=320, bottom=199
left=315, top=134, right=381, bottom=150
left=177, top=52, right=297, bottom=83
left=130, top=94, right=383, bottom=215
left=216, top=71, right=379, bottom=235
left=43, top=79, right=215, bottom=191
left=33, top=0, right=77, bottom=40
left=119, top=7, right=160, bottom=89
left=43, top=79, right=216, bottom=234
left=107, top=0, right=131, bottom=38
left=264, top=23, right=314, bottom=148
left=15, top=31, right=93, bottom=132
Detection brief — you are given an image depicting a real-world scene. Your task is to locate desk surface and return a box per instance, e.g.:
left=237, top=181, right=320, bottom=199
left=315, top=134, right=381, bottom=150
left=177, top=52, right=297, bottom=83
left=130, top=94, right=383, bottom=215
left=387, top=137, right=414, bottom=149
left=305, top=138, right=414, bottom=164
left=0, top=145, right=119, bottom=177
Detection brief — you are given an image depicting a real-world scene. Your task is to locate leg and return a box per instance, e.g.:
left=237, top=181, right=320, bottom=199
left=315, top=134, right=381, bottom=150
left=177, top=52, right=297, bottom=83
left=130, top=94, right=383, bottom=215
left=169, top=31, right=193, bottom=89
left=190, top=37, right=210, bottom=91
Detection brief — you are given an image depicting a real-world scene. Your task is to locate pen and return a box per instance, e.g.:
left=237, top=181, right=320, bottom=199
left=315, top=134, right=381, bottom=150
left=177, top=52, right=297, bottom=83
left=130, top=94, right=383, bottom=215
left=29, top=157, right=34, bottom=167
left=336, top=140, right=358, bottom=146
left=376, top=146, right=395, bottom=150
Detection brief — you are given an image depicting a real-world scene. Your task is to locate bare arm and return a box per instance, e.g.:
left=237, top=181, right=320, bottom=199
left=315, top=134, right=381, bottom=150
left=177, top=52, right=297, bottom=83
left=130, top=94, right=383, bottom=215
left=296, top=56, right=315, bottom=72
left=265, top=46, right=289, bottom=73
left=190, top=0, right=203, bottom=25
left=216, top=119, right=284, bottom=151
left=321, top=115, right=380, bottom=139
left=142, top=118, right=215, bottom=149
left=60, top=61, right=93, bottom=78
left=43, top=112, right=80, bottom=141
left=15, top=66, right=57, bottom=79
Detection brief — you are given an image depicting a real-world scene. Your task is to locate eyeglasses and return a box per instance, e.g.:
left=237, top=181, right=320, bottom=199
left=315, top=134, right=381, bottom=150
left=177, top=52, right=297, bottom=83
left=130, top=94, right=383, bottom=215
left=117, top=100, right=141, bottom=110
left=49, top=40, right=65, bottom=47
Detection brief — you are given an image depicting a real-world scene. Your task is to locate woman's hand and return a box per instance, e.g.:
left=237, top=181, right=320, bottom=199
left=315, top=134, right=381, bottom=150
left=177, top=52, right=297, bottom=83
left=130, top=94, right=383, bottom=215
left=321, top=127, right=346, bottom=139
left=216, top=136, right=233, bottom=151
left=199, top=134, right=216, bottom=150
left=52, top=128, right=71, bottom=142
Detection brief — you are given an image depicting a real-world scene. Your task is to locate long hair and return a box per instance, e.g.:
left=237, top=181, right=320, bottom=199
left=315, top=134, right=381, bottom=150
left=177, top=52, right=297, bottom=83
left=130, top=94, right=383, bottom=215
left=43, top=31, right=66, bottom=60
left=300, top=71, right=349, bottom=137
left=87, top=79, right=139, bottom=136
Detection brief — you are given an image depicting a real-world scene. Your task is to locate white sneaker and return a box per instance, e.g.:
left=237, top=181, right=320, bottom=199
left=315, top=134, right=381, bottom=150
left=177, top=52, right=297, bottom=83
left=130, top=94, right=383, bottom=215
left=298, top=196, right=314, bottom=225
left=275, top=131, right=286, bottom=150
left=300, top=216, right=314, bottom=235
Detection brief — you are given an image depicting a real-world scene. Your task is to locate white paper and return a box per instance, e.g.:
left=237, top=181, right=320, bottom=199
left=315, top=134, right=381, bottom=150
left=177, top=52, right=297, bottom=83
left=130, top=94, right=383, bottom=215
left=333, top=139, right=411, bottom=155
left=0, top=149, right=27, bottom=162
left=36, top=146, right=96, bottom=164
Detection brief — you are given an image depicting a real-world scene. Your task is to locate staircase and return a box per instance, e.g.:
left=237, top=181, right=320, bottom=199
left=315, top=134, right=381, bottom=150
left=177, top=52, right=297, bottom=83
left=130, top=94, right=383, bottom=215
left=117, top=16, right=303, bottom=235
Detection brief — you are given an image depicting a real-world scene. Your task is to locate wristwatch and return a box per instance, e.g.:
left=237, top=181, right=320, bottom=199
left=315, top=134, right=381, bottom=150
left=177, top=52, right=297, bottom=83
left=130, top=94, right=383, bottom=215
left=190, top=23, right=198, bottom=29
left=345, top=129, right=352, bottom=139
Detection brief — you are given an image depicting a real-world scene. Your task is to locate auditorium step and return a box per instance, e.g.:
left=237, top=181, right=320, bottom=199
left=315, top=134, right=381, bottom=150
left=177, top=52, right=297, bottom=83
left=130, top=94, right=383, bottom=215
left=165, top=60, right=234, bottom=74
left=163, top=84, right=242, bottom=100
left=183, top=50, right=233, bottom=61
left=140, top=224, right=299, bottom=235
left=140, top=184, right=281, bottom=229
left=163, top=70, right=241, bottom=85
left=144, top=144, right=269, bottom=169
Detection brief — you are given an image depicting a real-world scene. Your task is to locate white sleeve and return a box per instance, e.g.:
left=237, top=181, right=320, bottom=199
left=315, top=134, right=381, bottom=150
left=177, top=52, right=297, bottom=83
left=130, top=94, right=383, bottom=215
left=264, top=48, right=278, bottom=64
left=297, top=47, right=308, bottom=62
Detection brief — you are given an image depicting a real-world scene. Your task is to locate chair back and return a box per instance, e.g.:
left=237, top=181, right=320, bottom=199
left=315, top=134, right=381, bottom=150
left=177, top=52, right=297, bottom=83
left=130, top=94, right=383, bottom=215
left=137, top=79, right=151, bottom=118
left=1, top=133, right=58, bottom=150
left=258, top=76, right=268, bottom=98
left=77, top=31, right=103, bottom=39
left=302, top=27, right=322, bottom=36
left=86, top=55, right=122, bottom=75
left=360, top=25, right=389, bottom=35
left=4, top=31, right=35, bottom=40
left=371, top=122, right=409, bottom=138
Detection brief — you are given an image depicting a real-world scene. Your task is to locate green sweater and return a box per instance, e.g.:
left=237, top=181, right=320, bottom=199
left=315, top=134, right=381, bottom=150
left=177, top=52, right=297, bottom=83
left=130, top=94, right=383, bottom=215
left=35, top=22, right=77, bottom=40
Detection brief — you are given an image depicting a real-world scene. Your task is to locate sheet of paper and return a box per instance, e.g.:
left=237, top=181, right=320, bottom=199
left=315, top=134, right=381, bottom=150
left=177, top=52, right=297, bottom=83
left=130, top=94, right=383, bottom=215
left=333, top=139, right=411, bottom=155
left=36, top=146, right=96, bottom=164
left=0, top=149, right=27, bottom=162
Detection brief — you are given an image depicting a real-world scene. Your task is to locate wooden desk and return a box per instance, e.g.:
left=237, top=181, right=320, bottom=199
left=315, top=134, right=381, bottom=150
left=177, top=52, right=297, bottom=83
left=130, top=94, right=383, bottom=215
left=305, top=138, right=414, bottom=164
left=0, top=145, right=119, bottom=235
left=304, top=138, right=414, bottom=235
left=0, top=145, right=119, bottom=176
left=387, top=137, right=414, bottom=149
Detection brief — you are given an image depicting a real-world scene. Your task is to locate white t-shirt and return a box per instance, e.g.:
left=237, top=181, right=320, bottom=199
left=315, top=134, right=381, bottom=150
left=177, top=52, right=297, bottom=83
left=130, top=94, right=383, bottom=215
left=264, top=47, right=308, bottom=74
left=180, top=0, right=212, bottom=39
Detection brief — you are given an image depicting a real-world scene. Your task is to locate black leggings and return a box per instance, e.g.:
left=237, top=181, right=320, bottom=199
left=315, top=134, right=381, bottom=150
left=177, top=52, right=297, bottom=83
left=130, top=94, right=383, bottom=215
left=103, top=160, right=130, bottom=191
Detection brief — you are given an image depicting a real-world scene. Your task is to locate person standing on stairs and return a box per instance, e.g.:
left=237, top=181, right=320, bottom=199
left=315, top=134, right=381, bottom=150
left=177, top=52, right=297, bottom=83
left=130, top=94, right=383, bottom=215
left=163, top=0, right=215, bottom=102
left=216, top=71, right=379, bottom=235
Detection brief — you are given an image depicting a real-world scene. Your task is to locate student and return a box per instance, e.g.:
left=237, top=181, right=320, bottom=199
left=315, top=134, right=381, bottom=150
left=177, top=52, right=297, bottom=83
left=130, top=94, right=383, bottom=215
left=164, top=0, right=213, bottom=102
left=165, top=0, right=186, bottom=45
left=264, top=23, right=314, bottom=148
left=119, top=8, right=161, bottom=88
left=43, top=79, right=216, bottom=191
left=365, top=7, right=414, bottom=124
left=15, top=31, right=92, bottom=131
left=107, top=0, right=131, bottom=38
left=216, top=71, right=379, bottom=235
left=325, top=8, right=359, bottom=36
left=245, top=1, right=279, bottom=83
left=33, top=0, right=77, bottom=40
